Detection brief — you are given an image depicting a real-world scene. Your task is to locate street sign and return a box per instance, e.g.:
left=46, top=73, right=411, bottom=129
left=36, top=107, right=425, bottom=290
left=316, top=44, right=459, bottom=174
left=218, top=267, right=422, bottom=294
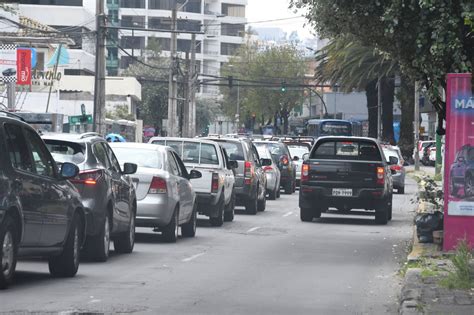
left=69, top=115, right=93, bottom=125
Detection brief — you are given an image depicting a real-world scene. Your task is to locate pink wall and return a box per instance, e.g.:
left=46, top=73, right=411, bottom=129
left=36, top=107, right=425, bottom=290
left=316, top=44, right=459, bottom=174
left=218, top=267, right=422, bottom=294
left=443, top=73, right=474, bottom=251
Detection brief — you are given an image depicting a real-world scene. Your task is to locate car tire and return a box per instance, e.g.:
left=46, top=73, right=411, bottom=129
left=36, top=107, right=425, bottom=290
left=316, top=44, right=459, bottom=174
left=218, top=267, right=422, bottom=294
left=114, top=211, right=135, bottom=253
left=88, top=213, right=111, bottom=262
left=224, top=191, right=235, bottom=222
left=284, top=182, right=293, bottom=195
left=49, top=213, right=83, bottom=278
left=163, top=208, right=179, bottom=243
left=0, top=215, right=18, bottom=289
left=182, top=204, right=197, bottom=237
left=450, top=178, right=458, bottom=197
left=245, top=196, right=258, bottom=215
left=210, top=195, right=225, bottom=227
left=257, top=191, right=266, bottom=212
left=398, top=186, right=405, bottom=194
left=375, top=201, right=389, bottom=225
left=313, top=208, right=322, bottom=219
left=276, top=187, right=281, bottom=198
left=268, top=188, right=277, bottom=200
left=300, top=207, right=313, bottom=222
left=465, top=174, right=473, bottom=198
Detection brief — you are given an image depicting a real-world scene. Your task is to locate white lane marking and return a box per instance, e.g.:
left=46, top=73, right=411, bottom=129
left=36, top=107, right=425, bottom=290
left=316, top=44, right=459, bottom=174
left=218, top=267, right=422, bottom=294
left=283, top=211, right=293, bottom=217
left=182, top=252, right=205, bottom=262
left=247, top=226, right=261, bottom=233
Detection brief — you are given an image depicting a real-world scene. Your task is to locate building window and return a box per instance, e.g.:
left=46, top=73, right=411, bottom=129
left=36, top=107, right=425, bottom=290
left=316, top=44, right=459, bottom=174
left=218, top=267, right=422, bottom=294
left=121, top=15, right=145, bottom=27
left=148, top=37, right=171, bottom=51
left=120, top=56, right=134, bottom=69
left=221, top=23, right=245, bottom=36
left=148, top=17, right=172, bottom=30
left=177, top=19, right=201, bottom=32
left=177, top=39, right=201, bottom=53
left=183, top=0, right=201, bottom=13
left=220, top=43, right=240, bottom=56
left=20, top=0, right=83, bottom=5
left=221, top=4, right=245, bottom=17
left=120, top=0, right=145, bottom=8
left=120, top=36, right=145, bottom=49
left=148, top=0, right=173, bottom=10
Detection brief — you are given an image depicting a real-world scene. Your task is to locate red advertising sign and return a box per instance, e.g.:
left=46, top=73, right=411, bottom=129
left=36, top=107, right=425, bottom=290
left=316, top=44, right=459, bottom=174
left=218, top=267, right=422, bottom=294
left=443, top=73, right=474, bottom=251
left=16, top=48, right=31, bottom=85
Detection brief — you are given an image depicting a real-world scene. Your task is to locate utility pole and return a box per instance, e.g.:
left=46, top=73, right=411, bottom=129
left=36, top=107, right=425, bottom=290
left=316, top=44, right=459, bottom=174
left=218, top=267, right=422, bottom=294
left=183, top=51, right=190, bottom=137
left=189, top=33, right=196, bottom=137
left=377, top=77, right=382, bottom=141
left=414, top=81, right=420, bottom=171
left=93, top=0, right=106, bottom=135
left=167, top=4, right=178, bottom=137
left=235, top=80, right=240, bottom=133
left=6, top=82, right=15, bottom=110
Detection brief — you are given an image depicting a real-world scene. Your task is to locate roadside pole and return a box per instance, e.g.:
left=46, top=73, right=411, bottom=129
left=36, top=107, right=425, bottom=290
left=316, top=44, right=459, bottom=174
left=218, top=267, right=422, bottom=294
left=93, top=0, right=106, bottom=135
left=435, top=115, right=442, bottom=177
left=183, top=50, right=190, bottom=137
left=189, top=33, right=196, bottom=137
left=377, top=77, right=382, bottom=141
left=236, top=80, right=240, bottom=133
left=414, top=81, right=420, bottom=171
left=6, top=82, right=15, bottom=110
left=167, top=5, right=178, bottom=137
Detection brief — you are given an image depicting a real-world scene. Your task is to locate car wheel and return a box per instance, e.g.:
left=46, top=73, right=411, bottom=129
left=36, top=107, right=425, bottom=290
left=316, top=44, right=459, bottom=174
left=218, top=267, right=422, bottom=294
left=398, top=186, right=405, bottom=194
left=300, top=207, right=313, bottom=222
left=268, top=188, right=277, bottom=200
left=375, top=201, right=389, bottom=225
left=182, top=204, right=197, bottom=237
left=114, top=211, right=136, bottom=253
left=210, top=194, right=225, bottom=227
left=257, top=191, right=266, bottom=212
left=276, top=187, right=281, bottom=198
left=284, top=182, right=293, bottom=195
left=245, top=196, right=258, bottom=215
left=465, top=174, right=474, bottom=198
left=224, top=191, right=235, bottom=222
left=450, top=178, right=458, bottom=197
left=88, top=213, right=111, bottom=262
left=0, top=215, right=18, bottom=289
left=163, top=208, right=179, bottom=243
left=49, top=213, right=83, bottom=277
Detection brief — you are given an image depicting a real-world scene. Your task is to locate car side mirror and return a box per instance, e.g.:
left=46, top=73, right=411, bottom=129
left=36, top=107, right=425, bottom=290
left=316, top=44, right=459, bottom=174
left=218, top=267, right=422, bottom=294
left=189, top=169, right=202, bottom=180
left=60, top=162, right=79, bottom=179
left=260, top=158, right=272, bottom=166
left=302, top=153, right=309, bottom=161
left=293, top=156, right=299, bottom=161
left=228, top=160, right=238, bottom=169
left=122, top=162, right=137, bottom=175
left=389, top=156, right=399, bottom=165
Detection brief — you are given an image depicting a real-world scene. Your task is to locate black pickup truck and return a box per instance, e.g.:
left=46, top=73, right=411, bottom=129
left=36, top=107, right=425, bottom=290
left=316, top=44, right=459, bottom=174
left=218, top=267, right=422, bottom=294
left=299, top=137, right=395, bottom=225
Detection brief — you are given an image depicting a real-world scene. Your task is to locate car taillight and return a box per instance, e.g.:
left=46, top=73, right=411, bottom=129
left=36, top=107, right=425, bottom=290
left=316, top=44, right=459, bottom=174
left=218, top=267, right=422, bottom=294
left=211, top=173, right=219, bottom=193
left=301, top=164, right=310, bottom=183
left=70, top=169, right=103, bottom=185
left=149, top=177, right=167, bottom=194
left=390, top=165, right=402, bottom=172
left=263, top=166, right=273, bottom=172
left=244, top=161, right=253, bottom=185
left=376, top=167, right=385, bottom=185
left=280, top=155, right=289, bottom=166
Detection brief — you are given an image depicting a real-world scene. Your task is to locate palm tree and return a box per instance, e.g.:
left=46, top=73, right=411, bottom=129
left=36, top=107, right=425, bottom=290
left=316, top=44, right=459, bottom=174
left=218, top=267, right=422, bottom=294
left=314, top=35, right=398, bottom=142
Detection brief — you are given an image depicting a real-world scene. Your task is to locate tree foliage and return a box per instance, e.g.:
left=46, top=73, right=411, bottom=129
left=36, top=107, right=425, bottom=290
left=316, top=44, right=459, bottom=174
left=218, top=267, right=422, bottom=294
left=220, top=40, right=307, bottom=133
left=292, top=0, right=473, bottom=126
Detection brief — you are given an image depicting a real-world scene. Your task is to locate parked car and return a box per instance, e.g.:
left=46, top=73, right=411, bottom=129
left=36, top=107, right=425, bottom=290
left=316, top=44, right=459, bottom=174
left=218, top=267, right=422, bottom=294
left=43, top=133, right=137, bottom=262
left=148, top=137, right=236, bottom=227
left=0, top=111, right=86, bottom=289
left=285, top=142, right=311, bottom=186
left=255, top=145, right=281, bottom=200
left=2, top=68, right=16, bottom=77
left=414, top=140, right=435, bottom=163
left=206, top=138, right=270, bottom=214
left=383, top=146, right=406, bottom=194
left=110, top=143, right=202, bottom=242
left=254, top=141, right=296, bottom=194
left=450, top=144, right=474, bottom=198
left=299, top=137, right=394, bottom=225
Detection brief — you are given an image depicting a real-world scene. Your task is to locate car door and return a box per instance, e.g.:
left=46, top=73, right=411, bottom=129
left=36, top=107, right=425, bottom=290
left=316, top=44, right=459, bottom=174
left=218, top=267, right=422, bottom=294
left=24, top=128, right=69, bottom=246
left=3, top=123, right=43, bottom=246
left=250, top=145, right=266, bottom=196
left=220, top=147, right=234, bottom=203
left=170, top=151, right=193, bottom=223
left=103, top=142, right=132, bottom=231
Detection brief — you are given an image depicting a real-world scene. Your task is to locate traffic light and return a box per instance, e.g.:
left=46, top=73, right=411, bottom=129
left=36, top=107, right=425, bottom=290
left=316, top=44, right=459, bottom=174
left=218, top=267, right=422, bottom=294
left=281, top=81, right=286, bottom=92
left=228, top=76, right=233, bottom=89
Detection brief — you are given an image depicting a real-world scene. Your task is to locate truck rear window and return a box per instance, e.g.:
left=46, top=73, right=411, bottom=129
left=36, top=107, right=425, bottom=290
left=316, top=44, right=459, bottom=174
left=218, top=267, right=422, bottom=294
left=311, top=140, right=382, bottom=161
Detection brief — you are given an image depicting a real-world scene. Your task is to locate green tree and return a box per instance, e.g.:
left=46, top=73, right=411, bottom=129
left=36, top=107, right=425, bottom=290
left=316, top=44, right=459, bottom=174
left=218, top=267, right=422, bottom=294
left=195, top=98, right=218, bottom=136
left=291, top=0, right=473, bottom=132
left=106, top=104, right=135, bottom=121
left=220, top=41, right=306, bottom=134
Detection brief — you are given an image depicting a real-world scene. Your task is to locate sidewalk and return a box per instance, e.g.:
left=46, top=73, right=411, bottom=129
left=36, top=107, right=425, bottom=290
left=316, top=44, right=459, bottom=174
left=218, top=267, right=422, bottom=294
left=399, top=171, right=474, bottom=314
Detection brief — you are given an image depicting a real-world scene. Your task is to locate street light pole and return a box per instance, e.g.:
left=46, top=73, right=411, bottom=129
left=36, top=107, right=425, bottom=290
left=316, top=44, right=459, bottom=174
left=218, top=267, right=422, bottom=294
left=414, top=81, right=420, bottom=171
left=236, top=80, right=240, bottom=133
left=167, top=4, right=178, bottom=136
left=377, top=77, right=382, bottom=141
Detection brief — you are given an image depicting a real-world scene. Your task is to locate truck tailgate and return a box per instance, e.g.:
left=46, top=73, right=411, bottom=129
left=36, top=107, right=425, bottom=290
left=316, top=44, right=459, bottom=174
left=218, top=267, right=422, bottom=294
left=185, top=166, right=215, bottom=194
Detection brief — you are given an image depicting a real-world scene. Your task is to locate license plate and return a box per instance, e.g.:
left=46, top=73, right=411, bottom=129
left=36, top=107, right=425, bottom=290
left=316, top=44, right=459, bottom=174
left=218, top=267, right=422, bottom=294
left=332, top=188, right=353, bottom=197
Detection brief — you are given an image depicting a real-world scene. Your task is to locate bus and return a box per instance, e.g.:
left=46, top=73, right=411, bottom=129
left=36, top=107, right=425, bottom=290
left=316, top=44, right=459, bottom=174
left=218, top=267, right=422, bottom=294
left=306, top=119, right=362, bottom=138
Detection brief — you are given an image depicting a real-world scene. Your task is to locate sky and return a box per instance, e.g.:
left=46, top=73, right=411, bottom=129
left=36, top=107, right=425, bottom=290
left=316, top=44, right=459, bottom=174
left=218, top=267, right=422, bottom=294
left=246, top=0, right=315, bottom=40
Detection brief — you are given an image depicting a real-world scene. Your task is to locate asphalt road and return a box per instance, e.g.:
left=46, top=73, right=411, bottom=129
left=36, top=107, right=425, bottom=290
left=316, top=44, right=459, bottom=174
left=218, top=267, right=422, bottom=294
left=0, top=179, right=417, bottom=314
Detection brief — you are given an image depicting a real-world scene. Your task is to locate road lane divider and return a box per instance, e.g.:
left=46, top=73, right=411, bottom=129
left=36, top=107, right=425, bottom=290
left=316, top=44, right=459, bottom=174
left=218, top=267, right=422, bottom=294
left=182, top=252, right=205, bottom=262
left=247, top=226, right=261, bottom=233
left=283, top=211, right=293, bottom=217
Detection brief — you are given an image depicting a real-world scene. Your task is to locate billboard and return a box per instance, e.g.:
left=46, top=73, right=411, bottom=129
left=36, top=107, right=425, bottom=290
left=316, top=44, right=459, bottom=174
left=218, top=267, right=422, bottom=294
left=0, top=44, right=17, bottom=82
left=443, top=73, right=474, bottom=251
left=17, top=48, right=32, bottom=85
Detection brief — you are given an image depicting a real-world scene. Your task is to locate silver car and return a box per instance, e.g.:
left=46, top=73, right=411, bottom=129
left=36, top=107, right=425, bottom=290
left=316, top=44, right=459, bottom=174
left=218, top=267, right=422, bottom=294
left=383, top=147, right=406, bottom=194
left=110, top=143, right=202, bottom=243
left=256, top=146, right=281, bottom=200
left=287, top=144, right=310, bottom=186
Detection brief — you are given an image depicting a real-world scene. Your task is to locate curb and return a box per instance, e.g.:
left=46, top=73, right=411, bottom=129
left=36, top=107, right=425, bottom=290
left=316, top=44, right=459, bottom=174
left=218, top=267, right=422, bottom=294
left=399, top=268, right=423, bottom=314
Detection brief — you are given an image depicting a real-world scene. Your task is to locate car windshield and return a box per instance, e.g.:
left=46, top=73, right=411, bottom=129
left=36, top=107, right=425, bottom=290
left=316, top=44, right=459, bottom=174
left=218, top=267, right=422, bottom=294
left=182, top=142, right=219, bottom=165
left=45, top=140, right=86, bottom=164
left=256, top=146, right=271, bottom=159
left=312, top=140, right=382, bottom=161
left=112, top=147, right=162, bottom=169
left=218, top=142, right=245, bottom=161
left=255, top=143, right=288, bottom=158
left=288, top=146, right=309, bottom=159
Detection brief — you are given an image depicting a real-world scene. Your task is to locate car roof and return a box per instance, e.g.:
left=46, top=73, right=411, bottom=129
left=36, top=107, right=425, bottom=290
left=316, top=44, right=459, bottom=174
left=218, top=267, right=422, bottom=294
left=149, top=137, right=219, bottom=146
left=42, top=132, right=104, bottom=143
left=315, top=136, right=379, bottom=143
left=253, top=140, right=283, bottom=145
left=110, top=142, right=166, bottom=152
left=206, top=137, right=247, bottom=144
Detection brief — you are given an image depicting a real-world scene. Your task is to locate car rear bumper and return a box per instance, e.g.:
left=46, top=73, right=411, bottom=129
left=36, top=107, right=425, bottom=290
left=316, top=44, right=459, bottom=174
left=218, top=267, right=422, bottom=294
left=136, top=194, right=173, bottom=227
left=392, top=172, right=405, bottom=189
left=265, top=173, right=278, bottom=191
left=235, top=182, right=257, bottom=204
left=299, top=185, right=386, bottom=210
